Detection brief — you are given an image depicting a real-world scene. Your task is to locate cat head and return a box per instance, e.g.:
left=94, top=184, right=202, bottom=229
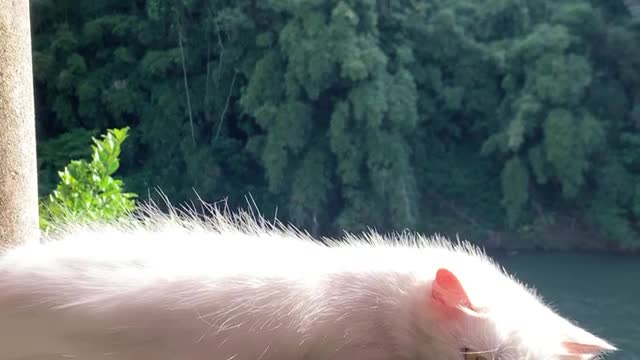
left=420, top=267, right=617, bottom=360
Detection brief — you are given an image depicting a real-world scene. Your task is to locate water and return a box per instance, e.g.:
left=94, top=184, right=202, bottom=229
left=495, top=253, right=639, bottom=360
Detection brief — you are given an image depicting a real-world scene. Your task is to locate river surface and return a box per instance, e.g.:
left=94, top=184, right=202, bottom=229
left=494, top=253, right=639, bottom=360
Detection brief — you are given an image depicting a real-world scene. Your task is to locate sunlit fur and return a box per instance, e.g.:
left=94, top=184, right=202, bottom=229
left=0, top=202, right=617, bottom=360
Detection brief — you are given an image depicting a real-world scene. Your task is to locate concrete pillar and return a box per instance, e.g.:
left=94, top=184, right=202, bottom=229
left=0, top=0, right=39, bottom=249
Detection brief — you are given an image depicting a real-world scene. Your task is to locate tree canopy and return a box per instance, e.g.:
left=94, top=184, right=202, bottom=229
left=31, top=0, right=640, bottom=250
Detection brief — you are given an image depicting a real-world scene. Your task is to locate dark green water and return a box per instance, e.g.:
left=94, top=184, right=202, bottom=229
left=495, top=253, right=639, bottom=360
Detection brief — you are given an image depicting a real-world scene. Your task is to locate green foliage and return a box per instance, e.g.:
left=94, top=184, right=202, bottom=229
left=501, top=156, right=530, bottom=227
left=31, top=0, right=640, bottom=249
left=39, top=128, right=137, bottom=231
left=37, top=128, right=97, bottom=195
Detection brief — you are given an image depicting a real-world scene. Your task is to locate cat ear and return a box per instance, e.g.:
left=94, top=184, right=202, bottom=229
left=562, top=341, right=617, bottom=355
left=431, top=268, right=476, bottom=316
left=561, top=327, right=617, bottom=356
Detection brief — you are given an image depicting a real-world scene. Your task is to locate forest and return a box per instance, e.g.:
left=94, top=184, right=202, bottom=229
left=31, top=0, right=640, bottom=251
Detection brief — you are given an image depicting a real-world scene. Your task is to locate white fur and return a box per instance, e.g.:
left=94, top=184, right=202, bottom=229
left=0, top=204, right=617, bottom=360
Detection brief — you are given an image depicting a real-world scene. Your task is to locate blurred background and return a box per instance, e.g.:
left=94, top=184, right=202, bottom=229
left=30, top=0, right=639, bottom=357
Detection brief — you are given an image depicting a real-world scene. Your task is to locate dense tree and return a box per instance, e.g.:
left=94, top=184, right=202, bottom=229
left=31, top=0, right=640, bottom=249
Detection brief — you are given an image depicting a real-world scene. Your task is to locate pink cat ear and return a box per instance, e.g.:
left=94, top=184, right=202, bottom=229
left=562, top=341, right=617, bottom=355
left=431, top=268, right=475, bottom=315
left=561, top=323, right=618, bottom=356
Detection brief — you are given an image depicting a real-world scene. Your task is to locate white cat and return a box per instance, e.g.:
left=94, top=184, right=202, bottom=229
left=0, top=205, right=617, bottom=359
